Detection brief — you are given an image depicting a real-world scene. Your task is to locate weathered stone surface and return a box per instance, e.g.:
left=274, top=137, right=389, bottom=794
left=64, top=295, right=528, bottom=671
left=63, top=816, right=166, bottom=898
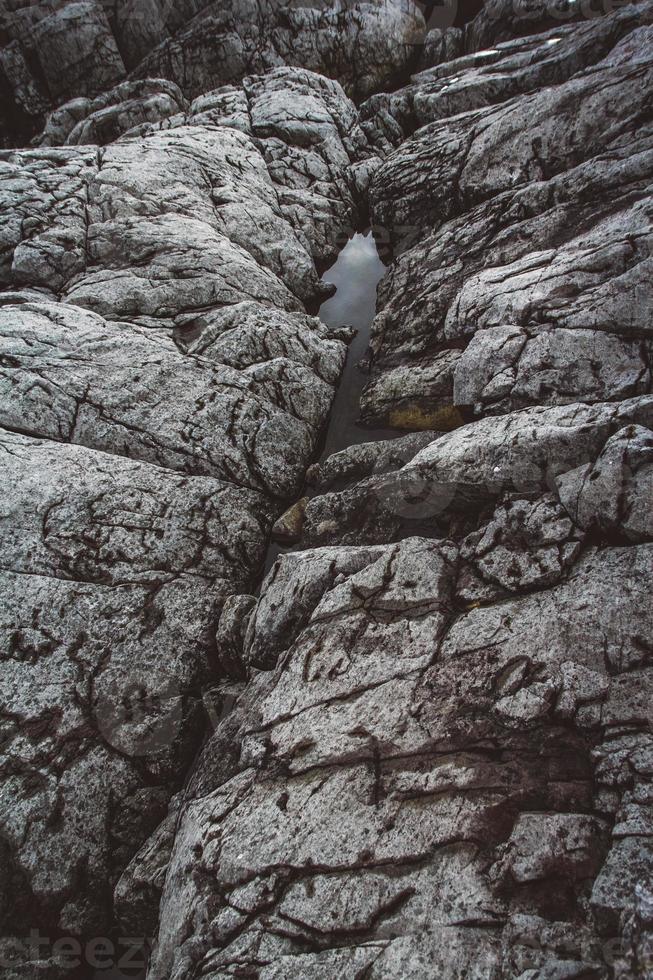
left=0, top=0, right=425, bottom=142
left=0, top=428, right=271, bottom=588
left=454, top=324, right=651, bottom=415
left=30, top=2, right=126, bottom=104
left=444, top=198, right=653, bottom=343
left=214, top=594, right=257, bottom=680
left=466, top=0, right=629, bottom=52
left=614, top=880, right=653, bottom=978
left=405, top=396, right=653, bottom=502
left=493, top=812, right=610, bottom=885
left=457, top=494, right=585, bottom=603
left=3, top=2, right=653, bottom=976
left=418, top=26, right=463, bottom=71
left=370, top=13, right=653, bottom=242
left=0, top=65, right=360, bottom=966
left=353, top=8, right=653, bottom=465
left=114, top=794, right=182, bottom=938
left=0, top=427, right=272, bottom=942
left=306, top=430, right=439, bottom=491
left=363, top=7, right=651, bottom=154
left=147, top=542, right=653, bottom=978
left=0, top=569, right=208, bottom=937
left=0, top=302, right=325, bottom=496
left=139, top=12, right=653, bottom=974
left=297, top=398, right=653, bottom=548
left=2, top=69, right=373, bottom=313
left=367, top=137, right=653, bottom=368
left=178, top=301, right=347, bottom=386
left=131, top=0, right=425, bottom=104
left=37, top=78, right=187, bottom=146
left=556, top=423, right=653, bottom=542
left=360, top=349, right=463, bottom=429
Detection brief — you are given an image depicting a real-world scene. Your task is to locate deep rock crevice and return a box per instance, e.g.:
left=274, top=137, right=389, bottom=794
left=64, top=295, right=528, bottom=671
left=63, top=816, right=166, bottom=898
left=1, top=2, right=652, bottom=979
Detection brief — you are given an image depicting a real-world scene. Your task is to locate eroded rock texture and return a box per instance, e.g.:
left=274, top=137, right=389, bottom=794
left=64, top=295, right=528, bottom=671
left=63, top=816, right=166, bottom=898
left=136, top=4, right=653, bottom=979
left=1, top=0, right=652, bottom=978
left=0, top=0, right=426, bottom=145
left=0, top=66, right=373, bottom=967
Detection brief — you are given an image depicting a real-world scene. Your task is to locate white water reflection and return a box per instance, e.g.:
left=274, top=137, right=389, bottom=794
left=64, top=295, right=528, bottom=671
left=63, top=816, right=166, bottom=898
left=318, top=230, right=396, bottom=459
left=319, top=230, right=385, bottom=330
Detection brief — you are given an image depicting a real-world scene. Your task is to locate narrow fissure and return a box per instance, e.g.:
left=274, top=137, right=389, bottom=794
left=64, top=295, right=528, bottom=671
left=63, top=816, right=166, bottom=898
left=92, top=235, right=397, bottom=980
left=317, top=230, right=396, bottom=460
left=262, top=229, right=402, bottom=576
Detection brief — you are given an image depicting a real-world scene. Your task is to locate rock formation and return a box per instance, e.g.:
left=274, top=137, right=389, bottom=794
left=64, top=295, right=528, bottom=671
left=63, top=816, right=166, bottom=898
left=0, top=0, right=426, bottom=146
left=0, top=1, right=652, bottom=978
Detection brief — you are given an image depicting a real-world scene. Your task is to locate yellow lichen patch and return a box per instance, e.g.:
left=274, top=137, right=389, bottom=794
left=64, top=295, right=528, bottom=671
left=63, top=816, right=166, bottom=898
left=388, top=404, right=465, bottom=432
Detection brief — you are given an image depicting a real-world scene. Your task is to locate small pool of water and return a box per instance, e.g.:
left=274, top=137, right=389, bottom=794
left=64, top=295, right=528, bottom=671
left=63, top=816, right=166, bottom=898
left=263, top=230, right=403, bottom=576
left=317, top=230, right=397, bottom=459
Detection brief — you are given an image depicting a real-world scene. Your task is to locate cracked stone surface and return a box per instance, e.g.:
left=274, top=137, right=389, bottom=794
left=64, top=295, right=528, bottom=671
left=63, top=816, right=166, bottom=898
left=1, top=0, right=653, bottom=976
left=36, top=78, right=188, bottom=147
left=146, top=540, right=653, bottom=979
left=0, top=0, right=426, bottom=145
left=0, top=301, right=329, bottom=495
left=140, top=5, right=653, bottom=978
left=556, top=423, right=653, bottom=543
left=0, top=65, right=361, bottom=959
left=1, top=68, right=376, bottom=311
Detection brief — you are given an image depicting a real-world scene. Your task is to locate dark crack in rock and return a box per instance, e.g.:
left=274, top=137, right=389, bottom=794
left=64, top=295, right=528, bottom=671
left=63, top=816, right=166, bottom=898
left=1, top=1, right=652, bottom=977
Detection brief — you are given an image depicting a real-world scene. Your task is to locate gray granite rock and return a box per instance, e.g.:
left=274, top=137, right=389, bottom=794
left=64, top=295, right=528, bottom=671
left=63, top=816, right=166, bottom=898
left=0, top=302, right=324, bottom=496
left=0, top=428, right=272, bottom=588
left=556, top=423, right=653, bottom=541
left=444, top=199, right=653, bottom=344
left=0, top=66, right=359, bottom=966
left=0, top=0, right=425, bottom=142
left=0, top=569, right=207, bottom=937
left=114, top=795, right=182, bottom=938
left=454, top=324, right=651, bottom=415
left=405, top=396, right=653, bottom=501
left=178, top=300, right=347, bottom=383
left=360, top=349, right=463, bottom=430
left=614, top=879, right=653, bottom=978
left=465, top=0, right=638, bottom=53
left=137, top=12, right=653, bottom=972
left=457, top=494, right=585, bottom=603
left=367, top=136, right=653, bottom=368
left=147, top=542, right=653, bottom=978
left=306, top=430, right=440, bottom=491
left=30, top=2, right=126, bottom=104
left=2, top=2, right=653, bottom=976
left=297, top=398, right=653, bottom=548
left=131, top=0, right=425, bottom=104
left=2, top=69, right=372, bottom=313
left=37, top=78, right=187, bottom=146
left=363, top=7, right=651, bottom=153
left=271, top=497, right=308, bottom=545
left=0, top=427, right=272, bottom=941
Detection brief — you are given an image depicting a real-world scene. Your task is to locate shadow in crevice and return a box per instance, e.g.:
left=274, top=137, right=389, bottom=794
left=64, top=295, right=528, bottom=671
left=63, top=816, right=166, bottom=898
left=262, top=229, right=407, bottom=576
